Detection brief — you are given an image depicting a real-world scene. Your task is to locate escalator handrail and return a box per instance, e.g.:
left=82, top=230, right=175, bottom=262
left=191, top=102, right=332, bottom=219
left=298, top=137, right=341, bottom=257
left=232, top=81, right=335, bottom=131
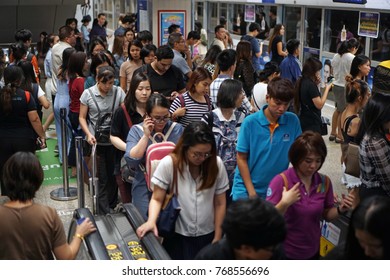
left=73, top=208, right=111, bottom=260
left=122, top=203, right=171, bottom=260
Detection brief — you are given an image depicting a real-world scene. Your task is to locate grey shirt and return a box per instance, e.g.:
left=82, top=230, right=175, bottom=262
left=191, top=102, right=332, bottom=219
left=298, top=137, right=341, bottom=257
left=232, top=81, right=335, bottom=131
left=79, top=84, right=126, bottom=136
left=172, top=49, right=191, bottom=78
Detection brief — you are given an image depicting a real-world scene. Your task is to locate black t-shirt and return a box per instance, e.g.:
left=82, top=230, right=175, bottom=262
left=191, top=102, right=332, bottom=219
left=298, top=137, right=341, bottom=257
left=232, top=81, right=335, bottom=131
left=299, top=77, right=321, bottom=133
left=111, top=105, right=144, bottom=161
left=271, top=35, right=285, bottom=65
left=0, top=87, right=37, bottom=139
left=111, top=105, right=144, bottom=141
left=134, top=64, right=186, bottom=97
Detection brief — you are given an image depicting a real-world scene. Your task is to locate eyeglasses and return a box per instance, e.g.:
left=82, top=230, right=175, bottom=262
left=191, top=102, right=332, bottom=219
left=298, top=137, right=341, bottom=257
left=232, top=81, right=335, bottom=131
left=151, top=116, right=170, bottom=123
left=190, top=150, right=212, bottom=160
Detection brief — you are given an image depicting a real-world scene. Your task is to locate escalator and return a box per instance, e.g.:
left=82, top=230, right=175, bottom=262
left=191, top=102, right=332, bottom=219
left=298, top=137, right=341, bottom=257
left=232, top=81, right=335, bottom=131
left=68, top=203, right=170, bottom=260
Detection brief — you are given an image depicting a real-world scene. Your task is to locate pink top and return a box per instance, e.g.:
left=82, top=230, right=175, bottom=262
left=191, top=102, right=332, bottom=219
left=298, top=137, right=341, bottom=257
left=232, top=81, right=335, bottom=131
left=266, top=167, right=334, bottom=259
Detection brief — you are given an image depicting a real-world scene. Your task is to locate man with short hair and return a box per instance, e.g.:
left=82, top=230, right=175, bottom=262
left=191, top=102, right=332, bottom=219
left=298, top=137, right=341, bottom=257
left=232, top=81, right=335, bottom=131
left=280, top=39, right=302, bottom=86
left=168, top=33, right=192, bottom=80
left=13, top=29, right=40, bottom=81
left=137, top=30, right=153, bottom=46
left=114, top=15, right=134, bottom=37
left=232, top=77, right=302, bottom=200
left=209, top=49, right=252, bottom=112
left=195, top=197, right=286, bottom=260
left=168, top=24, right=181, bottom=35
left=133, top=45, right=186, bottom=100
left=89, top=13, right=108, bottom=42
left=51, top=26, right=76, bottom=95
left=210, top=25, right=227, bottom=51
left=241, top=22, right=263, bottom=71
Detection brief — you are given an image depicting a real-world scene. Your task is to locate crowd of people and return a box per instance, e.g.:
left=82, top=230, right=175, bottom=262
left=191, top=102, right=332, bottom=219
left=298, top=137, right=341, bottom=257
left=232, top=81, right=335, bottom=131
left=0, top=11, right=390, bottom=261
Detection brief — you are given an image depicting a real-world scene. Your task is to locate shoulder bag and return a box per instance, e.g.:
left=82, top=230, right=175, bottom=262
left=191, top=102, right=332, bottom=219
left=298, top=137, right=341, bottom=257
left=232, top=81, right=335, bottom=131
left=156, top=156, right=181, bottom=238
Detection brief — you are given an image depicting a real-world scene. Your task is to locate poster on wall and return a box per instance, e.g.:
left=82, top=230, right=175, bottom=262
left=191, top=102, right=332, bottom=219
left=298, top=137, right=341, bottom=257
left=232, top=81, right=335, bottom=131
left=244, top=5, right=256, bottom=23
left=358, top=12, right=380, bottom=38
left=158, top=10, right=186, bottom=46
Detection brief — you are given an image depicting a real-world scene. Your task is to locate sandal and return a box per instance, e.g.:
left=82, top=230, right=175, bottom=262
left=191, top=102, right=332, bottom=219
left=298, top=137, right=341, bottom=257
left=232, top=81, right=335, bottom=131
left=335, top=137, right=344, bottom=144
left=329, top=134, right=336, bottom=141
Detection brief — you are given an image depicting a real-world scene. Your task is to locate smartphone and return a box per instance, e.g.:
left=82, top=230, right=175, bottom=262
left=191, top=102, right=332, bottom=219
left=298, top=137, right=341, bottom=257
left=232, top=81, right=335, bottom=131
left=327, top=76, right=335, bottom=84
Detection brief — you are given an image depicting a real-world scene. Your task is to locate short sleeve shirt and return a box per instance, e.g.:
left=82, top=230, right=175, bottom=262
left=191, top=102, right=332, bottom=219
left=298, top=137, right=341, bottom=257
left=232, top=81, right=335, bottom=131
left=0, top=88, right=37, bottom=139
left=232, top=107, right=302, bottom=199
left=173, top=49, right=191, bottom=78
left=151, top=155, right=229, bottom=237
left=79, top=84, right=126, bottom=134
left=133, top=64, right=185, bottom=98
left=0, top=204, right=66, bottom=259
left=266, top=167, right=334, bottom=259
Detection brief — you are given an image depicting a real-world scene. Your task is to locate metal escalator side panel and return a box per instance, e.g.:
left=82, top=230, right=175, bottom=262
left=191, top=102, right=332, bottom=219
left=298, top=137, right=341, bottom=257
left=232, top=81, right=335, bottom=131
left=109, top=214, right=148, bottom=260
left=101, top=214, right=135, bottom=260
left=73, top=208, right=110, bottom=260
left=122, top=203, right=171, bottom=260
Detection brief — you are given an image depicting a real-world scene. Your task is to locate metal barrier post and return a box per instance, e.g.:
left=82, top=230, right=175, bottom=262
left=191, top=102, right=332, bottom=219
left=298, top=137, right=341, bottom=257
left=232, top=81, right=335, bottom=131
left=50, top=107, right=78, bottom=201
left=75, top=136, right=85, bottom=208
left=89, top=144, right=99, bottom=215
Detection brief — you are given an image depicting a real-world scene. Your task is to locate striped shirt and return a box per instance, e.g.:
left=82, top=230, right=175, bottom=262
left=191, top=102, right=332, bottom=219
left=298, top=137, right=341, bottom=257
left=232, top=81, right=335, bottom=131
left=209, top=75, right=252, bottom=112
left=169, top=91, right=212, bottom=128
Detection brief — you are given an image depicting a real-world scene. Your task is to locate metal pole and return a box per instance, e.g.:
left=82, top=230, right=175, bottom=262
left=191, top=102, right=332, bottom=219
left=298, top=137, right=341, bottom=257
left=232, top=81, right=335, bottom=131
left=75, top=136, right=85, bottom=208
left=89, top=144, right=99, bottom=215
left=50, top=108, right=77, bottom=201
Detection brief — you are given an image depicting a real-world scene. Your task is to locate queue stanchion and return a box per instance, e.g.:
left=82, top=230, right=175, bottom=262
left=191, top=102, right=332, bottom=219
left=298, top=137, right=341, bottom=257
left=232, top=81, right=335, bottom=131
left=50, top=108, right=78, bottom=201
left=75, top=136, right=85, bottom=208
left=89, top=143, right=99, bottom=215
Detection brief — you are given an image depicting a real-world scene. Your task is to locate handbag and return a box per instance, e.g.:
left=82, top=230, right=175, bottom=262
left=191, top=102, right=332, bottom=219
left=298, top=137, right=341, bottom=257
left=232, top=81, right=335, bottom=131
left=320, top=116, right=330, bottom=136
left=344, top=142, right=360, bottom=177
left=156, top=157, right=181, bottom=238
left=120, top=104, right=135, bottom=184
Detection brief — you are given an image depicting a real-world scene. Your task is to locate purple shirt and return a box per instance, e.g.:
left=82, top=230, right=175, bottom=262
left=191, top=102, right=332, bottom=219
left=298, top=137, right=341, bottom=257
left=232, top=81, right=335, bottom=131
left=266, top=167, right=334, bottom=259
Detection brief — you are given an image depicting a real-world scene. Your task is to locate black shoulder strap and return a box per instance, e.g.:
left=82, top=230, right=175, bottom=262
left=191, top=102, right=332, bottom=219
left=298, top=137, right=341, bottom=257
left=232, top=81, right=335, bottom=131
left=342, top=114, right=358, bottom=133
left=110, top=86, right=118, bottom=113
left=89, top=88, right=101, bottom=114
left=204, top=94, right=212, bottom=111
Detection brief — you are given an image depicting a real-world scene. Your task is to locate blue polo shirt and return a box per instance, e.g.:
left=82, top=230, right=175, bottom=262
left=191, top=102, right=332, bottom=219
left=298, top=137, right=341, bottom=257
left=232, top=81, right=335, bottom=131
left=232, top=106, right=301, bottom=200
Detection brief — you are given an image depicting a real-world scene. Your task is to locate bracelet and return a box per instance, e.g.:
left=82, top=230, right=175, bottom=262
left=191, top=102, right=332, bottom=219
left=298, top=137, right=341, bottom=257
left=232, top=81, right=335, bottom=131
left=74, top=233, right=84, bottom=241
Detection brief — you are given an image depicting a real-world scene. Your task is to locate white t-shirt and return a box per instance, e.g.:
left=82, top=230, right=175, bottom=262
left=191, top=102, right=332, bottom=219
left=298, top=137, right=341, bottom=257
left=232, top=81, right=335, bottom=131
left=151, top=155, right=229, bottom=237
left=252, top=82, right=268, bottom=111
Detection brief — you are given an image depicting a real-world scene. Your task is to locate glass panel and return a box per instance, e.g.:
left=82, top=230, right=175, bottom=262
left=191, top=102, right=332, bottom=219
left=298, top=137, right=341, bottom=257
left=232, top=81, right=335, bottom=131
left=208, top=2, right=218, bottom=30
left=196, top=1, right=203, bottom=23
left=284, top=6, right=301, bottom=42
left=325, top=9, right=365, bottom=54
left=306, top=8, right=322, bottom=49
left=370, top=13, right=390, bottom=63
left=231, top=4, right=246, bottom=36
left=106, top=0, right=112, bottom=11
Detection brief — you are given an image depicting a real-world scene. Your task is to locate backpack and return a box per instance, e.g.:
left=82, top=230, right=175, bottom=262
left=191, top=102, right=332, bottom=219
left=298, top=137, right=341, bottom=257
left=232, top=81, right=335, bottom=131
left=206, top=110, right=242, bottom=183
left=89, top=87, right=118, bottom=145
left=141, top=122, right=177, bottom=192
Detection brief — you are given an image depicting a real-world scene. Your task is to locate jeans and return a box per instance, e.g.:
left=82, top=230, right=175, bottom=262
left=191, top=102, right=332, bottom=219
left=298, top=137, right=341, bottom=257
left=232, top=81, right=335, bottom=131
left=53, top=80, right=72, bottom=163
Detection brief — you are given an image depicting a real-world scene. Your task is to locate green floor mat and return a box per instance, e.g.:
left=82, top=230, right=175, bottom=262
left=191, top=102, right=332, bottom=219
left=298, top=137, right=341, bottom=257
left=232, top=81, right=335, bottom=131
left=36, top=138, right=77, bottom=187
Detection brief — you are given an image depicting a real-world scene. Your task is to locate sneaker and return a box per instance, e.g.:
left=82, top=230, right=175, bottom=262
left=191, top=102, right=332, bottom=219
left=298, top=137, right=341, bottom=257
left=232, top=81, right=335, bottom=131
left=54, top=144, right=59, bottom=153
